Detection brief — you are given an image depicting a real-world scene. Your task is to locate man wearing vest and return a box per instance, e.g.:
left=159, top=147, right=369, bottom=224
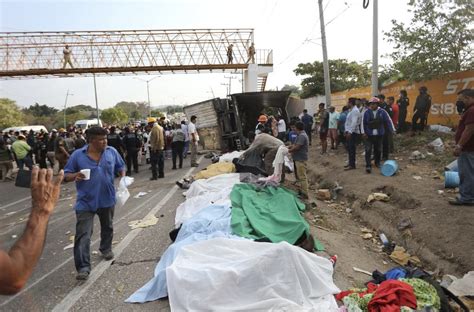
left=107, top=126, right=124, bottom=161
left=362, top=97, right=394, bottom=174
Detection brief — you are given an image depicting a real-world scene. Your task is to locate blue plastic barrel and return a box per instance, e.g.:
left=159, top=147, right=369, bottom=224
left=445, top=171, right=460, bottom=188
left=381, top=160, right=399, bottom=177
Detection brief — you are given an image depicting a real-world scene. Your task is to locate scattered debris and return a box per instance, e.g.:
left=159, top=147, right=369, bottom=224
left=65, top=230, right=71, bottom=235
left=397, top=218, right=413, bottom=231
left=128, top=215, right=159, bottom=230
left=133, top=192, right=148, bottom=199
left=353, top=267, right=372, bottom=276
left=437, top=190, right=445, bottom=195
left=116, top=283, right=125, bottom=293
left=367, top=193, right=390, bottom=203
left=92, top=251, right=99, bottom=255
left=316, top=189, right=331, bottom=200
left=430, top=124, right=452, bottom=133
left=316, top=225, right=331, bottom=232
left=379, top=233, right=389, bottom=246
left=63, top=243, right=74, bottom=250
left=360, top=227, right=372, bottom=233
left=11, top=234, right=17, bottom=239
left=345, top=208, right=352, bottom=213
left=448, top=271, right=474, bottom=297
left=362, top=233, right=373, bottom=240
left=69, top=235, right=75, bottom=242
left=409, top=150, right=426, bottom=160
left=427, top=137, right=444, bottom=153
left=412, top=175, right=422, bottom=180
left=389, top=246, right=421, bottom=266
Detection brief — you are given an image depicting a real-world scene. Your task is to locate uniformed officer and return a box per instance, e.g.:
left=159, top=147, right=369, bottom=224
left=412, top=86, right=432, bottom=133
left=122, top=127, right=142, bottom=176
left=107, top=126, right=124, bottom=161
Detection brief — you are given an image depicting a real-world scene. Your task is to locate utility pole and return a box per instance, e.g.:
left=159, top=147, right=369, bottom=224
left=134, top=76, right=160, bottom=117
left=371, top=0, right=379, bottom=96
left=224, top=75, right=237, bottom=95
left=90, top=39, right=100, bottom=124
left=63, top=89, right=73, bottom=129
left=318, top=0, right=332, bottom=108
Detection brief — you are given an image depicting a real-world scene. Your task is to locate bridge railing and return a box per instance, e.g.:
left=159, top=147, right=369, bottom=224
left=0, top=29, right=273, bottom=75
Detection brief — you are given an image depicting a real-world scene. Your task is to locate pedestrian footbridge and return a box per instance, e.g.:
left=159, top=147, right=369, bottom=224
left=0, top=28, right=273, bottom=91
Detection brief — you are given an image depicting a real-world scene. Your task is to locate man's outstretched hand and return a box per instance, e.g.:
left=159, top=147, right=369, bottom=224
left=31, top=167, right=64, bottom=216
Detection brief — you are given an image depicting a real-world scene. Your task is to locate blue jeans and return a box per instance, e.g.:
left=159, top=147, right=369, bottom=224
left=458, top=152, right=474, bottom=203
left=18, top=155, right=33, bottom=170
left=347, top=133, right=359, bottom=168
left=183, top=141, right=189, bottom=158
left=74, top=207, right=114, bottom=273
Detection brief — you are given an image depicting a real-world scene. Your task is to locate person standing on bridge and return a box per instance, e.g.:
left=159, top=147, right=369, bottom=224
left=64, top=126, right=125, bottom=281
left=62, top=45, right=74, bottom=69
left=0, top=167, right=63, bottom=295
left=246, top=42, right=256, bottom=64
left=227, top=44, right=234, bottom=64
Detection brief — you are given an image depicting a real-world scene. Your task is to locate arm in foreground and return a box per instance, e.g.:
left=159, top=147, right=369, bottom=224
left=0, top=167, right=63, bottom=295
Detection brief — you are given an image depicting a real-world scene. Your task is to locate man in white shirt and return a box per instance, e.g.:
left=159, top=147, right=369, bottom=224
left=328, top=107, right=340, bottom=149
left=344, top=98, right=362, bottom=170
left=187, top=115, right=199, bottom=167
left=277, top=116, right=287, bottom=141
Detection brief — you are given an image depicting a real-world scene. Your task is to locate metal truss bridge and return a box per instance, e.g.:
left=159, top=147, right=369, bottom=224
left=0, top=28, right=273, bottom=90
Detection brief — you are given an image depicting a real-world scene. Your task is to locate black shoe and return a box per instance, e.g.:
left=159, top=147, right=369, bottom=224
left=344, top=166, right=356, bottom=171
left=102, top=250, right=114, bottom=261
left=150, top=177, right=158, bottom=181
left=158, top=175, right=165, bottom=179
left=366, top=167, right=372, bottom=174
left=172, top=167, right=177, bottom=170
left=126, top=171, right=131, bottom=176
left=134, top=170, right=139, bottom=174
left=344, top=164, right=350, bottom=168
left=191, top=164, right=199, bottom=167
left=449, top=199, right=474, bottom=206
left=179, top=166, right=182, bottom=169
left=76, top=271, right=90, bottom=280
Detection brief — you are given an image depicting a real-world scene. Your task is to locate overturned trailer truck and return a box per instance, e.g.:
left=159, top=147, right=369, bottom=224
left=183, top=91, right=291, bottom=152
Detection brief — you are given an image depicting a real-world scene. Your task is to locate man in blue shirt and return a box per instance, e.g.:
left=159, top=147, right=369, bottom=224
left=289, top=121, right=309, bottom=200
left=300, top=109, right=313, bottom=146
left=64, top=127, right=125, bottom=281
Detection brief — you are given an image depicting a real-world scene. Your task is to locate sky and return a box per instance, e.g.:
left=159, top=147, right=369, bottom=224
left=0, top=0, right=414, bottom=110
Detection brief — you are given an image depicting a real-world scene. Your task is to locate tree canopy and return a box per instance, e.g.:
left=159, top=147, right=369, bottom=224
left=23, top=103, right=58, bottom=117
left=100, top=107, right=128, bottom=125
left=384, top=1, right=473, bottom=81
left=0, top=98, right=24, bottom=129
left=294, top=59, right=371, bottom=98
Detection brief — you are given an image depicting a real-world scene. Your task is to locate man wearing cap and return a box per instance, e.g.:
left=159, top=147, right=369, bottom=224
left=412, top=86, right=432, bottom=134
left=450, top=89, right=474, bottom=206
left=149, top=120, right=165, bottom=179
left=362, top=97, right=394, bottom=173
left=11, top=134, right=33, bottom=170
left=255, top=115, right=268, bottom=135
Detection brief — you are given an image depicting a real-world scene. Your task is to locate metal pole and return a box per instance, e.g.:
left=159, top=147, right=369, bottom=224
left=63, top=89, right=71, bottom=129
left=146, top=81, right=151, bottom=117
left=318, top=0, right=332, bottom=108
left=90, top=39, right=100, bottom=125
left=371, top=0, right=379, bottom=96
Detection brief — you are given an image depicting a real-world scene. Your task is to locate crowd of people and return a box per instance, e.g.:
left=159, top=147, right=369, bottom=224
left=0, top=116, right=201, bottom=182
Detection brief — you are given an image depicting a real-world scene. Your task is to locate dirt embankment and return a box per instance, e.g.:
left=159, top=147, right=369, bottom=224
left=301, top=131, right=473, bottom=276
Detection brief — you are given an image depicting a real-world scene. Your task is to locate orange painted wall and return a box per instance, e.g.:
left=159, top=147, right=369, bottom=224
left=330, top=70, right=474, bottom=127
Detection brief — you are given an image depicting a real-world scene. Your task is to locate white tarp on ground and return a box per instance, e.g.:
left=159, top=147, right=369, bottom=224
left=175, top=189, right=233, bottom=228
left=219, top=150, right=245, bottom=163
left=184, top=173, right=241, bottom=199
left=166, top=238, right=340, bottom=311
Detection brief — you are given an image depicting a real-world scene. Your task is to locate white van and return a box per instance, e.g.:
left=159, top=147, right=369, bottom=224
left=2, top=125, right=48, bottom=133
left=74, top=119, right=103, bottom=129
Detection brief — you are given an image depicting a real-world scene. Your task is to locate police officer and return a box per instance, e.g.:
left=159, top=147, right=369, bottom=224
left=122, top=127, right=142, bottom=176
left=107, top=126, right=124, bottom=161
left=412, top=86, right=432, bottom=133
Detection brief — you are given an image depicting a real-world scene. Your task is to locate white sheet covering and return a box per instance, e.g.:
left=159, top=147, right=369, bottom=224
left=184, top=173, right=241, bottom=199
left=166, top=238, right=340, bottom=311
left=219, top=150, right=245, bottom=163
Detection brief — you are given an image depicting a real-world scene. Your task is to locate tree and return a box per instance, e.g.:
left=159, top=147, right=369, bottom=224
left=281, top=84, right=302, bottom=97
left=0, top=98, right=25, bottom=129
left=23, top=103, right=59, bottom=117
left=100, top=107, right=128, bottom=125
left=150, top=109, right=165, bottom=118
left=294, top=59, right=371, bottom=98
left=384, top=2, right=473, bottom=81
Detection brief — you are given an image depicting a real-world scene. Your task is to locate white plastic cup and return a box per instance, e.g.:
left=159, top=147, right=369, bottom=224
left=80, top=169, right=91, bottom=180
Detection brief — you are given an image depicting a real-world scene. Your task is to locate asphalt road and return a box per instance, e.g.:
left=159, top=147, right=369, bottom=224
left=0, top=156, right=205, bottom=311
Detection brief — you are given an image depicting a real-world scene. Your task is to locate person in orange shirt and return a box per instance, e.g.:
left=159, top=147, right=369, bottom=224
left=388, top=96, right=399, bottom=129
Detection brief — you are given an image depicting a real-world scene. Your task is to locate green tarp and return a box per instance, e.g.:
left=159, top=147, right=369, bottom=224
left=230, top=183, right=324, bottom=251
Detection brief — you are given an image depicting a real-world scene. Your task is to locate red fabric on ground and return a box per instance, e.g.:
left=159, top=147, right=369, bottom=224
left=367, top=280, right=417, bottom=312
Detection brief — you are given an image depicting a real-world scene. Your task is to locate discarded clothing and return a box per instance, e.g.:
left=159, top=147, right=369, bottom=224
left=258, top=145, right=288, bottom=183
left=166, top=238, right=340, bottom=311
left=367, top=280, right=417, bottom=312
left=193, top=162, right=235, bottom=180
left=219, top=150, right=244, bottom=163
left=184, top=173, right=241, bottom=199
left=234, top=149, right=267, bottom=176
left=343, top=293, right=374, bottom=312
left=448, top=270, right=474, bottom=297
left=241, top=172, right=280, bottom=189
left=125, top=204, right=239, bottom=303
left=400, top=278, right=440, bottom=310
left=230, top=183, right=323, bottom=250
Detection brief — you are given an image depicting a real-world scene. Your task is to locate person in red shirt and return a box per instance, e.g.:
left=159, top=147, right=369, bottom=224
left=388, top=96, right=399, bottom=129
left=450, top=88, right=474, bottom=206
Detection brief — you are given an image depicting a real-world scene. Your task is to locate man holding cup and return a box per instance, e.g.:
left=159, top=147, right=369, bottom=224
left=64, top=127, right=125, bottom=281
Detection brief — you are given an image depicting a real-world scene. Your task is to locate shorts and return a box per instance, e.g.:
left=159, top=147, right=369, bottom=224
left=328, top=129, right=338, bottom=140
left=319, top=131, right=328, bottom=141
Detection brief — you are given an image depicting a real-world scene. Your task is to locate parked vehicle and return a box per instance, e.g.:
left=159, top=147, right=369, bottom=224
left=1, top=125, right=48, bottom=133
left=74, top=119, right=103, bottom=129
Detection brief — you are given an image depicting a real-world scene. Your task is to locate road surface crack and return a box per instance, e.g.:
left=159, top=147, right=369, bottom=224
left=111, top=257, right=160, bottom=266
